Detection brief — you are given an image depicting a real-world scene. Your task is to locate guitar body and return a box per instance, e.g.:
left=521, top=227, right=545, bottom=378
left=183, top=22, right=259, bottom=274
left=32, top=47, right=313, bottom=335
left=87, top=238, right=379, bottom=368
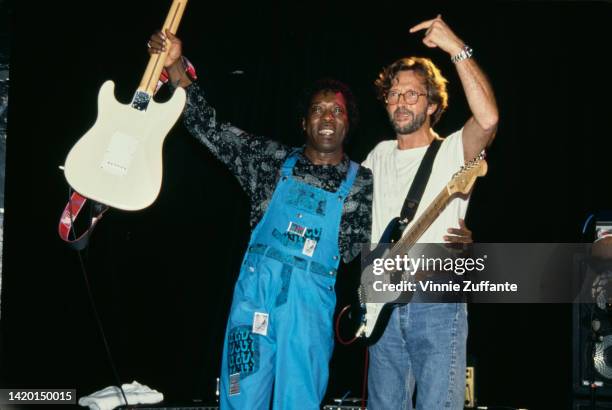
left=64, top=80, right=186, bottom=210
left=357, top=217, right=405, bottom=345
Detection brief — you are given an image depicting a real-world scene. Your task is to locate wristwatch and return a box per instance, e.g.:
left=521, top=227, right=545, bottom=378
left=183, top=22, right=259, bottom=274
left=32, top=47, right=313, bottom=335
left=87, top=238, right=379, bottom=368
left=451, top=45, right=473, bottom=64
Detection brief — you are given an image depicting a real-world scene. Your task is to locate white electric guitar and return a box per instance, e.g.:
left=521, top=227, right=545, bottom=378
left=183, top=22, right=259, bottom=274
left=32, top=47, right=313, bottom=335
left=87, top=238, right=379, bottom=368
left=64, top=0, right=188, bottom=211
left=355, top=154, right=487, bottom=344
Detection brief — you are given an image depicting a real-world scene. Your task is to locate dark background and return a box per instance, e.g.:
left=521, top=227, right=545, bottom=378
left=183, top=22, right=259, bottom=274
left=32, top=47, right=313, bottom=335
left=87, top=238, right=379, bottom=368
left=2, top=1, right=612, bottom=409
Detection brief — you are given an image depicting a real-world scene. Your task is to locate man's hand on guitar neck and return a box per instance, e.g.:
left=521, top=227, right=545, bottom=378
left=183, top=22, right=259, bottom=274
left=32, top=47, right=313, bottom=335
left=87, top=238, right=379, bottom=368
left=147, top=29, right=192, bottom=89
left=443, top=218, right=473, bottom=246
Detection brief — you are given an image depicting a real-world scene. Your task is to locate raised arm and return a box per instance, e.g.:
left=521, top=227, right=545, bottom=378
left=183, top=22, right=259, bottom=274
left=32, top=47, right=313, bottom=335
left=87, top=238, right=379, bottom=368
left=147, top=30, right=289, bottom=197
left=410, top=15, right=499, bottom=161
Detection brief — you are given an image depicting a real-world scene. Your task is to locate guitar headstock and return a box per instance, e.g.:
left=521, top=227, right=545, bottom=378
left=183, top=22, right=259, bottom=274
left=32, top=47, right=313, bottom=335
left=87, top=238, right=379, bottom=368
left=446, top=152, right=488, bottom=195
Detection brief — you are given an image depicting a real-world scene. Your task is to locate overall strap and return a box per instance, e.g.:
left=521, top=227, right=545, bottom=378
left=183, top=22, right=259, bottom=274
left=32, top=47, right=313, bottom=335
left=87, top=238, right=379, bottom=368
left=337, top=161, right=359, bottom=199
left=280, top=149, right=302, bottom=177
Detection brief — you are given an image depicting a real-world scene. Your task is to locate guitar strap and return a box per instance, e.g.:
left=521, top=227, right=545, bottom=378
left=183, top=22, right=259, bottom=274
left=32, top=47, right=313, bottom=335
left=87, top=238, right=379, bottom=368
left=398, top=138, right=442, bottom=230
left=58, top=191, right=108, bottom=251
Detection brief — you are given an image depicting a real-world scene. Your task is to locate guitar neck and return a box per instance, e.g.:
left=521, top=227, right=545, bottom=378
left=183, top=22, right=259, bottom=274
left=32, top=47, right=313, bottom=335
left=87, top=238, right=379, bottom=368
left=137, top=0, right=188, bottom=96
left=389, top=187, right=451, bottom=258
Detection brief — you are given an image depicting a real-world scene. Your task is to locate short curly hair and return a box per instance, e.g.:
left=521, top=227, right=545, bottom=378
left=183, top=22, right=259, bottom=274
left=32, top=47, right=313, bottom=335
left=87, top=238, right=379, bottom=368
left=374, top=57, right=448, bottom=125
left=299, top=78, right=359, bottom=131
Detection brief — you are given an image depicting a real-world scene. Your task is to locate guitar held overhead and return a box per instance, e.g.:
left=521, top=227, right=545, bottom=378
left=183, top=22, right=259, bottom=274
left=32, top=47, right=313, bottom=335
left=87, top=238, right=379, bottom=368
left=63, top=0, right=189, bottom=211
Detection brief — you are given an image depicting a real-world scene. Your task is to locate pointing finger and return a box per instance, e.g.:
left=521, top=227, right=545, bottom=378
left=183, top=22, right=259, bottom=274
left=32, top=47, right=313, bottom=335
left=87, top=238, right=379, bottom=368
left=409, top=18, right=436, bottom=33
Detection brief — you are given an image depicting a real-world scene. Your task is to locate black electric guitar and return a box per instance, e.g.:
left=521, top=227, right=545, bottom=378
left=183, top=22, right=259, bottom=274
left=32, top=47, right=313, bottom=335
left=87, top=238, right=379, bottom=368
left=354, top=153, right=487, bottom=344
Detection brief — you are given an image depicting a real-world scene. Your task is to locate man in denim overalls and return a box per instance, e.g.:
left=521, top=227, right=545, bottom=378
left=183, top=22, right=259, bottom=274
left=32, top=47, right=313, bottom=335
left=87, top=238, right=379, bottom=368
left=217, top=86, right=363, bottom=408
left=148, top=30, right=373, bottom=409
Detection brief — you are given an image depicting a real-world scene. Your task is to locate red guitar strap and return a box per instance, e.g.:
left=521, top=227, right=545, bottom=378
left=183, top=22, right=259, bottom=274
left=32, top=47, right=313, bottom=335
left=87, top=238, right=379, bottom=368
left=58, top=191, right=108, bottom=250
left=156, top=56, right=198, bottom=93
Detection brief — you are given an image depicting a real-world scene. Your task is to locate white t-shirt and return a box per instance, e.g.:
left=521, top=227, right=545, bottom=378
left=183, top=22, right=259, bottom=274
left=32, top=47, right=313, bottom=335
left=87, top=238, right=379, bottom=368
left=362, top=129, right=469, bottom=243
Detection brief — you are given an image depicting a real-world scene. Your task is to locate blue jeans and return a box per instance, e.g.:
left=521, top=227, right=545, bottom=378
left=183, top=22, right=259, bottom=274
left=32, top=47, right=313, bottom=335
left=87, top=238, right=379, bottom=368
left=367, top=303, right=468, bottom=410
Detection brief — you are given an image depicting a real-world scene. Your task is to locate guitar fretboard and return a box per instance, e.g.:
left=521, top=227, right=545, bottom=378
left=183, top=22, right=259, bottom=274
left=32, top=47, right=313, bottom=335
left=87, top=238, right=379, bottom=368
left=136, top=0, right=188, bottom=97
left=388, top=187, right=451, bottom=259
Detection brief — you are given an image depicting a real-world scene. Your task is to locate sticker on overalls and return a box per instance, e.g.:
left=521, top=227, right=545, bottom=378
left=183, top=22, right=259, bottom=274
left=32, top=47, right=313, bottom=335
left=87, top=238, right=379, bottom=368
left=252, top=312, right=269, bottom=336
left=228, top=326, right=259, bottom=380
left=302, top=238, right=318, bottom=257
left=287, top=221, right=306, bottom=237
left=273, top=226, right=322, bottom=253
left=229, top=372, right=240, bottom=396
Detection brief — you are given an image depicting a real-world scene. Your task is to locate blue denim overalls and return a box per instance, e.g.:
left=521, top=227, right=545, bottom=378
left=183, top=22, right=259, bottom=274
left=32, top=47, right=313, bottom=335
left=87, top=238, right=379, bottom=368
left=220, top=150, right=358, bottom=409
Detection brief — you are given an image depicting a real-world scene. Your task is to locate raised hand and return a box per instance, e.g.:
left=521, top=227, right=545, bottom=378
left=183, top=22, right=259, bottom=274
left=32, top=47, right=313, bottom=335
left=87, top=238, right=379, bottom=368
left=409, top=15, right=464, bottom=56
left=147, top=29, right=183, bottom=68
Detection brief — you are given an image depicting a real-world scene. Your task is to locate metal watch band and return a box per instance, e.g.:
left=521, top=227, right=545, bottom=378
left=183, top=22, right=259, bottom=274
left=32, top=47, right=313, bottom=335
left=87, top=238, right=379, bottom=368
left=451, top=45, right=473, bottom=64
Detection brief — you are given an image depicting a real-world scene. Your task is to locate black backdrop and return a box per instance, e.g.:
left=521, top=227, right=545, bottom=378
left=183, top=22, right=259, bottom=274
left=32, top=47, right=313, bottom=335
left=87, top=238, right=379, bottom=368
left=2, top=1, right=612, bottom=409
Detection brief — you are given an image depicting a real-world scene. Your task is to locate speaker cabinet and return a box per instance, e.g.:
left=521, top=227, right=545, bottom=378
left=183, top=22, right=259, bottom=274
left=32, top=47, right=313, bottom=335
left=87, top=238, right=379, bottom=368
left=573, top=297, right=612, bottom=397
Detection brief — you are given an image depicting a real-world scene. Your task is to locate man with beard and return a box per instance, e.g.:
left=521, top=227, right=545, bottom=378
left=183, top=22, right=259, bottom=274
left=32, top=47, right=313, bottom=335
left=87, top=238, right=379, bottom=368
left=363, top=16, right=498, bottom=409
left=147, top=31, right=372, bottom=409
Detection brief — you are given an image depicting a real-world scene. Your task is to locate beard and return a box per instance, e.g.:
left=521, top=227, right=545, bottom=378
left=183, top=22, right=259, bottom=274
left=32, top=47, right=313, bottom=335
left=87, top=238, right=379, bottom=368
left=390, top=107, right=428, bottom=135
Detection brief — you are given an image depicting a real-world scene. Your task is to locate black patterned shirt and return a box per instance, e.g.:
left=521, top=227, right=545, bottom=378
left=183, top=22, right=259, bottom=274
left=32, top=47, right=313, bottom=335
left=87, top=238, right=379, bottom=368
left=183, top=83, right=372, bottom=263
